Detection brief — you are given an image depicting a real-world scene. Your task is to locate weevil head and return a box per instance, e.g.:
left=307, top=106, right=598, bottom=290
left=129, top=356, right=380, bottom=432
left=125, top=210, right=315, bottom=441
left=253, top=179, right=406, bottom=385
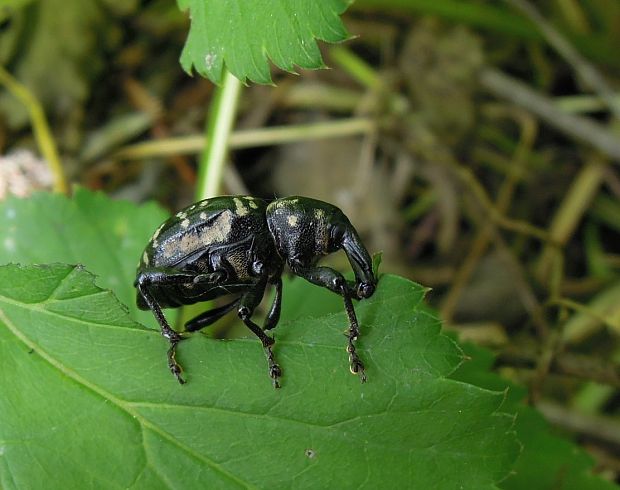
left=266, top=197, right=377, bottom=299
left=318, top=207, right=377, bottom=299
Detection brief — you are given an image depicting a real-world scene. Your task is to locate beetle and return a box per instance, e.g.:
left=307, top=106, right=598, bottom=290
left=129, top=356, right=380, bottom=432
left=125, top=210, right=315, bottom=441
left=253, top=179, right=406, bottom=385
left=134, top=195, right=376, bottom=388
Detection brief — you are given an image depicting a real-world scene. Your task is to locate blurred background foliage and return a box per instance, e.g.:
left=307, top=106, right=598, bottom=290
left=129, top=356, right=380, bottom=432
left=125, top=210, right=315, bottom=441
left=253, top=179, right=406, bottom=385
left=2, top=0, right=620, bottom=483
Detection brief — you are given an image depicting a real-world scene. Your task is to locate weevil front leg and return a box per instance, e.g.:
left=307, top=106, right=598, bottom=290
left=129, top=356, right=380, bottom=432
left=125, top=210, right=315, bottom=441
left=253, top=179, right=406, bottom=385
left=290, top=265, right=367, bottom=383
left=263, top=277, right=283, bottom=331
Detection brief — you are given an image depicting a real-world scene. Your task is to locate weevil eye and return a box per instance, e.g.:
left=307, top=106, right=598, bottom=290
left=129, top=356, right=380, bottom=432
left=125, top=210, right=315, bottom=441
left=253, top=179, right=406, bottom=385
left=330, top=224, right=346, bottom=244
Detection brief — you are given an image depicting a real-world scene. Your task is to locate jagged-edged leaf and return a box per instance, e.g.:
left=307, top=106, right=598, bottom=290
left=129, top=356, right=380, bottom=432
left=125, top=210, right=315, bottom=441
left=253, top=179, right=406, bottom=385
left=452, top=342, right=618, bottom=490
left=0, top=264, right=519, bottom=488
left=0, top=188, right=168, bottom=325
left=176, top=0, right=350, bottom=84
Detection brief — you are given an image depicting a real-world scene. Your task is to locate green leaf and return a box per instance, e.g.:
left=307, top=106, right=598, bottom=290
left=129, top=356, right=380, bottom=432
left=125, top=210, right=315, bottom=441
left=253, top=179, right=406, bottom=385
left=452, top=342, right=619, bottom=490
left=0, top=188, right=168, bottom=325
left=0, top=264, right=518, bottom=488
left=177, top=0, right=350, bottom=84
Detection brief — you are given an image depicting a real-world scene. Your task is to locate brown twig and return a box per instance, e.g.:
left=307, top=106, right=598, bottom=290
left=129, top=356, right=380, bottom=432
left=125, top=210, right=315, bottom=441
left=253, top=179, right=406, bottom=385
left=479, top=68, right=620, bottom=162
left=498, top=348, right=620, bottom=387
left=448, top=160, right=554, bottom=243
left=505, top=0, right=620, bottom=120
left=441, top=107, right=537, bottom=322
left=536, top=400, right=620, bottom=447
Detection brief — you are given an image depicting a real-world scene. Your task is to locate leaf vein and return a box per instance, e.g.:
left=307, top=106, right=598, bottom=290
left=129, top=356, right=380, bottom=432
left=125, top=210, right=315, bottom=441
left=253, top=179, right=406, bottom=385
left=0, top=308, right=253, bottom=489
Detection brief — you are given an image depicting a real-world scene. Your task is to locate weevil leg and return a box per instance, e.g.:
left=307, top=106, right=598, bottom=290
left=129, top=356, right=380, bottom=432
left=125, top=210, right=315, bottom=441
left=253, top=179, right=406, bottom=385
left=238, top=282, right=282, bottom=388
left=185, top=297, right=241, bottom=332
left=135, top=269, right=226, bottom=384
left=193, top=270, right=227, bottom=285
left=290, top=265, right=367, bottom=383
left=341, top=231, right=376, bottom=300
left=134, top=269, right=222, bottom=289
left=136, top=277, right=186, bottom=384
left=341, top=290, right=367, bottom=383
left=263, top=277, right=283, bottom=331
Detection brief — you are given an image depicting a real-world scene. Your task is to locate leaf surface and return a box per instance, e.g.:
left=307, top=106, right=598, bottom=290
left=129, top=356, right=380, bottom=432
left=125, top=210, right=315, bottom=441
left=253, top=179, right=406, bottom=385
left=176, top=0, right=350, bottom=84
left=452, top=342, right=619, bottom=490
left=0, top=188, right=168, bottom=325
left=0, top=264, right=518, bottom=489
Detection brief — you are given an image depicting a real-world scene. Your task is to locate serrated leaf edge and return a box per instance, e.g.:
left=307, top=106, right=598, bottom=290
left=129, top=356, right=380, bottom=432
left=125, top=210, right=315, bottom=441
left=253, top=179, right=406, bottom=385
left=176, top=0, right=349, bottom=84
left=1, top=265, right=519, bottom=487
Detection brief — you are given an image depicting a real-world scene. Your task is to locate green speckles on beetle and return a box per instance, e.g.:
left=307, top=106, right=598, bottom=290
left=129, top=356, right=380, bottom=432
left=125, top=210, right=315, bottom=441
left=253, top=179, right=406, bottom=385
left=134, top=195, right=376, bottom=388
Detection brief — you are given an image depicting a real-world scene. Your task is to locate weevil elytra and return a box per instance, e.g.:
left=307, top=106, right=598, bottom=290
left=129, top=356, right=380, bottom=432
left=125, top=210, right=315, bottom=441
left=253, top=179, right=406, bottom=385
left=135, top=196, right=376, bottom=388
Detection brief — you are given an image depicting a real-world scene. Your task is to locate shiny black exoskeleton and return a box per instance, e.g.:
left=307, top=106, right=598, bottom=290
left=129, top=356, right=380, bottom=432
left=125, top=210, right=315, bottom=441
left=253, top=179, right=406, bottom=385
left=135, top=195, right=376, bottom=388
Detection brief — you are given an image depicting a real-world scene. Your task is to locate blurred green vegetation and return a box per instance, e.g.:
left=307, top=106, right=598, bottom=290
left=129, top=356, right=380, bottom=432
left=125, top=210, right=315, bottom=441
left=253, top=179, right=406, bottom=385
left=2, top=0, right=620, bottom=485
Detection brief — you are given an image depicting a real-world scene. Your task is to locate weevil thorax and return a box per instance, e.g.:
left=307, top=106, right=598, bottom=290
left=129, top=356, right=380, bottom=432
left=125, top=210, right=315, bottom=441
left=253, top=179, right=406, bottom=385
left=265, top=196, right=348, bottom=267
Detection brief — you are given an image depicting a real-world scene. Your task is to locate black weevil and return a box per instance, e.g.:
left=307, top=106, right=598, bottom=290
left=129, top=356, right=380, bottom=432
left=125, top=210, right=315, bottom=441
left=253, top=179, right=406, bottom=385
left=135, top=195, right=376, bottom=388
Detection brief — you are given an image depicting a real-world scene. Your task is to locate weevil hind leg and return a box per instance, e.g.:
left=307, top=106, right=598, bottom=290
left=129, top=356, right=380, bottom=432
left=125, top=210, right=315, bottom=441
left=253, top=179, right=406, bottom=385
left=136, top=282, right=186, bottom=384
left=185, top=297, right=241, bottom=332
left=135, top=271, right=195, bottom=384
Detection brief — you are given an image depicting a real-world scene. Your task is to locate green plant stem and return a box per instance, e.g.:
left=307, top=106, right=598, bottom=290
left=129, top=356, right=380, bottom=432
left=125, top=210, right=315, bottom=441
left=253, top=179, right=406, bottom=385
left=536, top=158, right=606, bottom=283
left=195, top=69, right=242, bottom=200
left=329, top=46, right=380, bottom=89
left=556, top=93, right=620, bottom=114
left=113, top=118, right=375, bottom=160
left=329, top=46, right=409, bottom=115
left=0, top=65, right=68, bottom=194
left=554, top=0, right=590, bottom=34
left=560, top=282, right=620, bottom=344
left=281, top=83, right=361, bottom=112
